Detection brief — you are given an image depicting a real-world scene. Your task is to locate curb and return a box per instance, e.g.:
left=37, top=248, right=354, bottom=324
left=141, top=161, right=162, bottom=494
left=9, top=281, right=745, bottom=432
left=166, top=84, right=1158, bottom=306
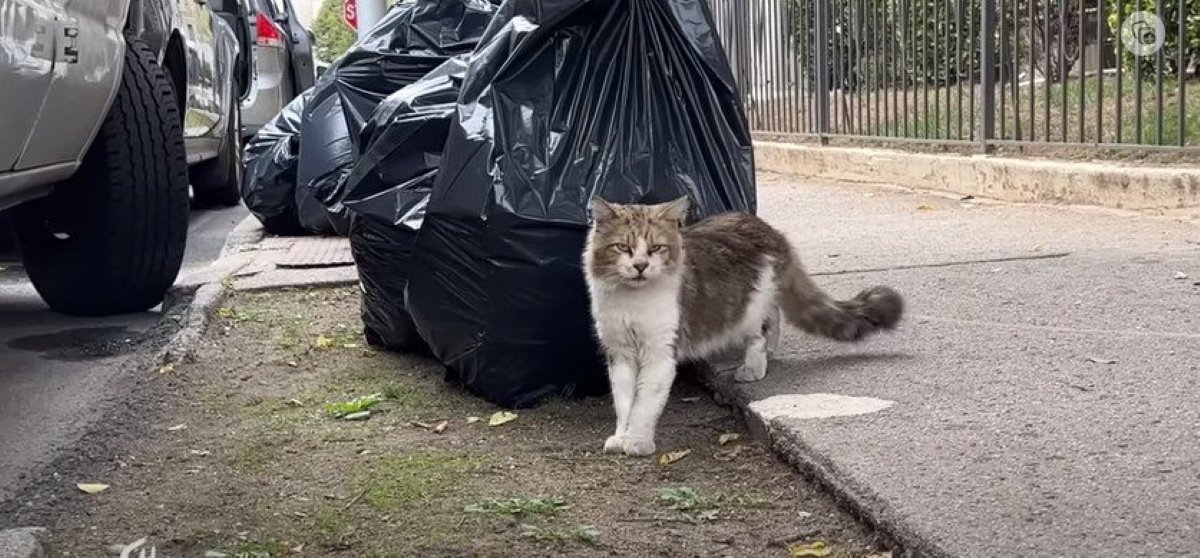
left=0, top=527, right=47, bottom=558
left=160, top=215, right=267, bottom=365
left=697, top=368, right=948, bottom=558
left=755, top=141, right=1200, bottom=211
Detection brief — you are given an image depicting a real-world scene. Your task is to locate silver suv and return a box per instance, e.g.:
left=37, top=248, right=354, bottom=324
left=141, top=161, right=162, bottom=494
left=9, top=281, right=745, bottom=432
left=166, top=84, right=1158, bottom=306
left=0, top=0, right=250, bottom=316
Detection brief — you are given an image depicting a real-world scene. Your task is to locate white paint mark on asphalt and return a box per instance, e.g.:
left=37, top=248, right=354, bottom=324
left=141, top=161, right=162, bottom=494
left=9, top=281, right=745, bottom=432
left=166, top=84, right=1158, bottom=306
left=749, top=393, right=894, bottom=421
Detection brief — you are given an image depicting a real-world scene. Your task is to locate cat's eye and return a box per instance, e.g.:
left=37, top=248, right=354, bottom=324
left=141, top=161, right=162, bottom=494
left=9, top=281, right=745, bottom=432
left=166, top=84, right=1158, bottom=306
left=610, top=243, right=631, bottom=253
left=648, top=244, right=668, bottom=254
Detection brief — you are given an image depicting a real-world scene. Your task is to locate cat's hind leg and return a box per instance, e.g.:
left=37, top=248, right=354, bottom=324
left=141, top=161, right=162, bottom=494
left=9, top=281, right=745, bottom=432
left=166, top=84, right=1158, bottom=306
left=734, top=333, right=769, bottom=382
left=764, top=305, right=781, bottom=357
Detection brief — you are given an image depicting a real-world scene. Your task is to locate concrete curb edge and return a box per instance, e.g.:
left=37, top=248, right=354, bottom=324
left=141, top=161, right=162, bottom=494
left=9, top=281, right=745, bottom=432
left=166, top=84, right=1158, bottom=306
left=697, top=368, right=950, bottom=558
left=755, top=141, right=1200, bottom=211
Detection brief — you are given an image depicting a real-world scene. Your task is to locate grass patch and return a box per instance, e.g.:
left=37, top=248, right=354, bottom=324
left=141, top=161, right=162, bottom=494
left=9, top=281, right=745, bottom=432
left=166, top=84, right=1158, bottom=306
left=518, top=524, right=600, bottom=545
left=323, top=393, right=383, bottom=418
left=657, top=486, right=772, bottom=523
left=359, top=453, right=478, bottom=511
left=465, top=496, right=569, bottom=516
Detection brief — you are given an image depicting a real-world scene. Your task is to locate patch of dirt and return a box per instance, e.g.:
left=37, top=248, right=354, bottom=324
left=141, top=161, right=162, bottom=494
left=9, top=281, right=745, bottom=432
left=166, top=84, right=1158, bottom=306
left=29, top=286, right=886, bottom=557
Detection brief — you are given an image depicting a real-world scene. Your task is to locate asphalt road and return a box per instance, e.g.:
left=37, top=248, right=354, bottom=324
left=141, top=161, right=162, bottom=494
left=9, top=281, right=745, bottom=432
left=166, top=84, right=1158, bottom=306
left=730, top=174, right=1200, bottom=556
left=0, top=204, right=247, bottom=503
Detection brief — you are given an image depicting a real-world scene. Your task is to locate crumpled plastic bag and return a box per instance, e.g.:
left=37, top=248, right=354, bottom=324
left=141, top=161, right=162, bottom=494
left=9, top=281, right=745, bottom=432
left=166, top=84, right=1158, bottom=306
left=240, top=90, right=311, bottom=236
left=296, top=0, right=498, bottom=235
left=343, top=56, right=469, bottom=355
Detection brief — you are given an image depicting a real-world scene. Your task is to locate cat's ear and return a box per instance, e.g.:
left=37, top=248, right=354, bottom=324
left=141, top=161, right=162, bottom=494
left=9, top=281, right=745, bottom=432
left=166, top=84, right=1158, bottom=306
left=657, top=196, right=690, bottom=223
left=590, top=197, right=618, bottom=222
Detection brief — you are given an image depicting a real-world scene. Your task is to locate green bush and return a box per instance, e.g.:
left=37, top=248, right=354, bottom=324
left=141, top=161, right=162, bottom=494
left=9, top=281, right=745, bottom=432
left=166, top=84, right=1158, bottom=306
left=312, top=0, right=357, bottom=63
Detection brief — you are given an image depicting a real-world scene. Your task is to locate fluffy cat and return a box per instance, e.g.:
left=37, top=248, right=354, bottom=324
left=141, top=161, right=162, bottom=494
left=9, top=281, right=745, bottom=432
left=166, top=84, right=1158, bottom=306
left=583, top=197, right=903, bottom=456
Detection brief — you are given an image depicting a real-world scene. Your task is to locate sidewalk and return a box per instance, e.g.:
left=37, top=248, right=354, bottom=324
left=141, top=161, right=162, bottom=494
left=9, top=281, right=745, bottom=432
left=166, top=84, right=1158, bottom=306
left=708, top=173, right=1200, bottom=556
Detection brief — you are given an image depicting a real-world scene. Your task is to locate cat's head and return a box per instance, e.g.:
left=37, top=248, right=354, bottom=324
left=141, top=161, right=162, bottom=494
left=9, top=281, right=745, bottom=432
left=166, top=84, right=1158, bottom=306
left=585, top=197, right=689, bottom=288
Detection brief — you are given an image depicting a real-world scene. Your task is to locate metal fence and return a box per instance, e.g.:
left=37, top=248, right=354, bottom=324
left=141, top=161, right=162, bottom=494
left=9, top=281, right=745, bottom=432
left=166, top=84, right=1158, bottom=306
left=708, top=0, right=1199, bottom=152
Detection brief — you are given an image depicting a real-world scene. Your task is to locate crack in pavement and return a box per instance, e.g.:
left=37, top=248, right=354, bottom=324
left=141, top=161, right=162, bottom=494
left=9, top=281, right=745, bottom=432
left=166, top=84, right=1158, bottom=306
left=810, top=251, right=1071, bottom=276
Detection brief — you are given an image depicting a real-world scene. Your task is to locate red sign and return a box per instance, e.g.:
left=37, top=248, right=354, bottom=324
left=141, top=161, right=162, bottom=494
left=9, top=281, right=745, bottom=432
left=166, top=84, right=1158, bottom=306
left=342, top=0, right=358, bottom=30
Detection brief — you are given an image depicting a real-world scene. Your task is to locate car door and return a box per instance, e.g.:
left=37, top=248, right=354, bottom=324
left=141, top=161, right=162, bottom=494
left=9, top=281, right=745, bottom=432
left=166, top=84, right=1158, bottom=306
left=277, top=0, right=314, bottom=92
left=179, top=0, right=222, bottom=138
left=210, top=0, right=255, bottom=100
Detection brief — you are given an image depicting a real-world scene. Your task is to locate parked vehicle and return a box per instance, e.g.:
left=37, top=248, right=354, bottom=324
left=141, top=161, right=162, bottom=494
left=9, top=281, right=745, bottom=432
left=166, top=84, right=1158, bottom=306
left=243, top=0, right=316, bottom=138
left=0, top=0, right=251, bottom=316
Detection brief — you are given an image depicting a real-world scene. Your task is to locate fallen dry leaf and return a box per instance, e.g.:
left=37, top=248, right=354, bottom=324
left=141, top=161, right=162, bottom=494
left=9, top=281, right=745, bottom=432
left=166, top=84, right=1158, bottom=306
left=466, top=416, right=481, bottom=424
left=788, top=541, right=832, bottom=557
left=1173, top=271, right=1189, bottom=280
left=658, top=449, right=691, bottom=466
left=717, top=433, right=741, bottom=446
left=916, top=203, right=935, bottom=210
left=158, top=363, right=175, bottom=374
left=77, top=483, right=110, bottom=494
left=433, top=420, right=449, bottom=434
left=166, top=424, right=187, bottom=431
left=313, top=335, right=333, bottom=349
left=488, top=411, right=518, bottom=427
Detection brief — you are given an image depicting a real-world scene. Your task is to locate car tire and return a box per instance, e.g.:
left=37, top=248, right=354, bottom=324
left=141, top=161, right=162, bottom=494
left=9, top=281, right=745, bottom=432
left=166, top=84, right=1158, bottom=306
left=12, top=39, right=189, bottom=317
left=191, top=99, right=243, bottom=208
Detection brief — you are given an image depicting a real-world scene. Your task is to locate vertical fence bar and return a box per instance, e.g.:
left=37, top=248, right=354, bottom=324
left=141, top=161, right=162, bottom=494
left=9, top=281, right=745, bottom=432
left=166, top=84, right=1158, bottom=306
left=1115, top=0, right=1123, bottom=142
left=1096, top=0, right=1104, bottom=143
left=1028, top=0, right=1036, bottom=140
left=1059, top=0, right=1067, bottom=141
left=904, top=0, right=912, bottom=137
left=1178, top=0, right=1187, bottom=145
left=890, top=0, right=898, bottom=136
left=894, top=0, right=902, bottom=137
left=969, top=0, right=976, bottom=139
left=956, top=0, right=964, bottom=139
left=816, top=0, right=831, bottom=137
left=935, top=0, right=943, bottom=138
left=980, top=0, right=997, bottom=148
left=872, top=0, right=879, bottom=134
left=1011, top=0, right=1022, bottom=140
left=1043, top=0, right=1051, bottom=140
left=1134, top=0, right=1143, bottom=143
left=1155, top=0, right=1164, bottom=145
left=1078, top=0, right=1085, bottom=143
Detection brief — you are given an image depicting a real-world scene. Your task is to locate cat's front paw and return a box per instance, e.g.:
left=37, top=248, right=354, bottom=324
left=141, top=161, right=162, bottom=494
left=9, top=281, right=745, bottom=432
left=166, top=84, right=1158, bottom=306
left=621, top=437, right=656, bottom=456
left=734, top=361, right=767, bottom=382
left=603, top=435, right=625, bottom=453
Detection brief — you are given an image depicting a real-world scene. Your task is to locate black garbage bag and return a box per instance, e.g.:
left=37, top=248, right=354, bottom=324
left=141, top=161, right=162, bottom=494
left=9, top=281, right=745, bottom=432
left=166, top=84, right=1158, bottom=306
left=296, top=0, right=498, bottom=235
left=240, top=91, right=311, bottom=236
left=406, top=0, right=756, bottom=408
left=343, top=55, right=469, bottom=355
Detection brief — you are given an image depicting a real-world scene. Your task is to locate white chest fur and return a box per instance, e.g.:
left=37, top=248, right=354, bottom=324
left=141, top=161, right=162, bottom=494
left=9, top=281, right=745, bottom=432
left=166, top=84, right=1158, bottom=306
left=588, top=279, right=681, bottom=362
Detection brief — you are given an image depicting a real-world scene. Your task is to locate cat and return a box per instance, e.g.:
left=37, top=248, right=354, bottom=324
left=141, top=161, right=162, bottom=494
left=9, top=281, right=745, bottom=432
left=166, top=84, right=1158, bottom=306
left=583, top=196, right=903, bottom=456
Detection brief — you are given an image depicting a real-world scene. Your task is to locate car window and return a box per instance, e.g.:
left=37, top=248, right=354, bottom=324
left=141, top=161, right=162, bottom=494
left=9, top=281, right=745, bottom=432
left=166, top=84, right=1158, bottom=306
left=271, top=0, right=288, bottom=17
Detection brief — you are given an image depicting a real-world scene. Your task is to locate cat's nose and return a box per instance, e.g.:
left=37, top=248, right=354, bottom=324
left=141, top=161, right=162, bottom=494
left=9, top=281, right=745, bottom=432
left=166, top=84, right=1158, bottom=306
left=633, top=262, right=648, bottom=274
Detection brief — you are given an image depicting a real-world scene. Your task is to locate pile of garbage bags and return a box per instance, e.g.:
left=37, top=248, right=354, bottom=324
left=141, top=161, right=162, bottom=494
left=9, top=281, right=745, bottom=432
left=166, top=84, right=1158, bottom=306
left=242, top=0, right=756, bottom=409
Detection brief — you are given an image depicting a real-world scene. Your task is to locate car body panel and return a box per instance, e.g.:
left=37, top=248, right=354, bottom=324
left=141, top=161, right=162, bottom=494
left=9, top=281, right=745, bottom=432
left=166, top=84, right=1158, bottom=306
left=16, top=0, right=129, bottom=170
left=1, top=0, right=127, bottom=172
left=242, top=0, right=311, bottom=137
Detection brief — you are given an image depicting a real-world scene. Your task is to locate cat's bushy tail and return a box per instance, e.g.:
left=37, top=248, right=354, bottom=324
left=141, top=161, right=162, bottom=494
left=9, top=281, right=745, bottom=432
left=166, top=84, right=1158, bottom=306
left=776, top=258, right=904, bottom=342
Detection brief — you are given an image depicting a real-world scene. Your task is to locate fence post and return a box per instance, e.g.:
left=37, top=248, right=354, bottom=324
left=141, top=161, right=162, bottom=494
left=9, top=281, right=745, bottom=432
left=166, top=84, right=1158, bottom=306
left=814, top=0, right=831, bottom=140
left=978, top=0, right=996, bottom=152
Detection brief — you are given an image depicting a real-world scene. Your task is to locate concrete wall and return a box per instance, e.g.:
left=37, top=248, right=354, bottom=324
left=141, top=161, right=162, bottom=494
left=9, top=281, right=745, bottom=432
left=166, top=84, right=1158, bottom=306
left=754, top=141, right=1200, bottom=210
